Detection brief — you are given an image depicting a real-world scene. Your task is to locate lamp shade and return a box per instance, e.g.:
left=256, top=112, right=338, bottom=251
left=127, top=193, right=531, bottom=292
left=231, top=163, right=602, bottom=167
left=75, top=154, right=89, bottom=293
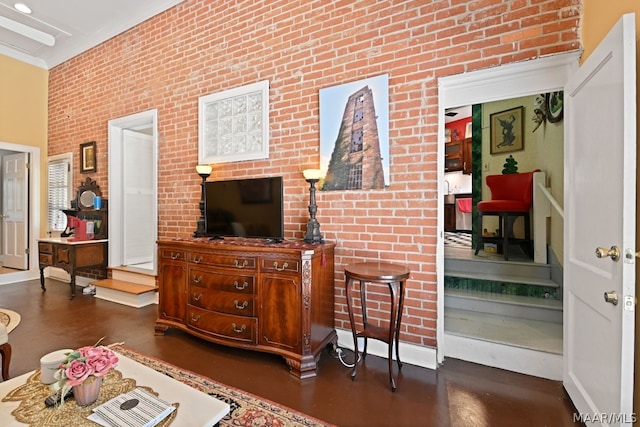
left=196, top=165, right=213, bottom=175
left=303, top=169, right=322, bottom=180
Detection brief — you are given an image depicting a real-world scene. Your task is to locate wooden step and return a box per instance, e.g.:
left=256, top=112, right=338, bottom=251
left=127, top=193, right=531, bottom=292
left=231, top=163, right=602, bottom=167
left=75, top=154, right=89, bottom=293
left=91, top=279, right=157, bottom=308
left=92, top=279, right=157, bottom=294
left=109, top=266, right=156, bottom=286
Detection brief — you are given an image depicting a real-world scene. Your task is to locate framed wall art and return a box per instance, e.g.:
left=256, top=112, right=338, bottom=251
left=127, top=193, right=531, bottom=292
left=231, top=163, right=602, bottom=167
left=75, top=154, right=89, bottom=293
left=198, top=80, right=270, bottom=164
left=490, top=106, right=524, bottom=154
left=80, top=141, right=96, bottom=173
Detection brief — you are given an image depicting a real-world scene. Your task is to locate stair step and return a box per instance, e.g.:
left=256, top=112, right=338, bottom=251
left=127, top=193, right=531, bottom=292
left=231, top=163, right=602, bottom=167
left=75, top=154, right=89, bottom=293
left=445, top=289, right=562, bottom=323
left=445, top=257, right=553, bottom=283
left=90, top=279, right=158, bottom=308
left=109, top=266, right=156, bottom=286
left=92, top=279, right=157, bottom=295
left=445, top=268, right=559, bottom=288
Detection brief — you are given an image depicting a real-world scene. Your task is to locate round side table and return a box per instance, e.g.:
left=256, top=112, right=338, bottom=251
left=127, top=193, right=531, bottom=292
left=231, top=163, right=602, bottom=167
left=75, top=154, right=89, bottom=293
left=344, top=261, right=410, bottom=391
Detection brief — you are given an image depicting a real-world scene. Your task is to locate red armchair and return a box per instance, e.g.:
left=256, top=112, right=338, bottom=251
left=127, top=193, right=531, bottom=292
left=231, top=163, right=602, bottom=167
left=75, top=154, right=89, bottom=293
left=474, top=170, right=540, bottom=260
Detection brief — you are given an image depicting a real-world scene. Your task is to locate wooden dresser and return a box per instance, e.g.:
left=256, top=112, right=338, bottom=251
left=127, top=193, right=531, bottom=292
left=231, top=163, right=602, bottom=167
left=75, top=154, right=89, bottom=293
left=154, top=238, right=336, bottom=379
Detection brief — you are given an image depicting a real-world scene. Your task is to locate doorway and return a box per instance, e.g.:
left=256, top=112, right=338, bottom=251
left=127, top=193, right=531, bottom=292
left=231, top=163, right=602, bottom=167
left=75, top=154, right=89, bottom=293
left=108, top=110, right=158, bottom=273
left=437, top=52, right=580, bottom=380
left=0, top=142, right=40, bottom=285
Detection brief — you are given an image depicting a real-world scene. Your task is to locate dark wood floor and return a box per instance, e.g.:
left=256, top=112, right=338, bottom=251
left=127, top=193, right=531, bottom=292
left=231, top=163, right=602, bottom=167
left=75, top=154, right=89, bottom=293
left=1, top=279, right=580, bottom=426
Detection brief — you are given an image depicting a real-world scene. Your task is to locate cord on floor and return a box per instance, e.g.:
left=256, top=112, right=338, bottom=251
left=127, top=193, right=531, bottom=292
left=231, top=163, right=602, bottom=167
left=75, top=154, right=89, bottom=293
left=329, top=344, right=361, bottom=368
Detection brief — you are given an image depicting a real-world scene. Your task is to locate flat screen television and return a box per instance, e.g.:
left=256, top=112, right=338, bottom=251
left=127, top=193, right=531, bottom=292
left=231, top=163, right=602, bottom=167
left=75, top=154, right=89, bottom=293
left=204, top=177, right=284, bottom=240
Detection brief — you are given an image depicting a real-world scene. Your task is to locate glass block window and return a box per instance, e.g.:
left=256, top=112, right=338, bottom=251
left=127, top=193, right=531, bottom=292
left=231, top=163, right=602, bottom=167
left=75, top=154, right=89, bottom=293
left=199, top=80, right=270, bottom=164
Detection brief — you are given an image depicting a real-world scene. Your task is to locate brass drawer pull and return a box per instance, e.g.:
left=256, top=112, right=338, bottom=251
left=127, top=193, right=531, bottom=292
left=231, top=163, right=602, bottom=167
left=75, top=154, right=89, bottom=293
left=193, top=293, right=202, bottom=301
left=234, top=281, right=248, bottom=290
left=234, top=259, right=248, bottom=269
left=170, top=252, right=180, bottom=260
left=193, top=275, right=203, bottom=284
left=232, top=323, right=246, bottom=333
left=192, top=255, right=203, bottom=264
left=273, top=261, right=289, bottom=271
left=234, top=300, right=249, bottom=310
left=191, top=314, right=201, bottom=322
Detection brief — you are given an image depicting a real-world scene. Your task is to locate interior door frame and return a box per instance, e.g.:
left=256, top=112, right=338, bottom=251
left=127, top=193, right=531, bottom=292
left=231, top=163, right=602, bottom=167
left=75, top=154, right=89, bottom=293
left=0, top=141, right=40, bottom=285
left=436, top=52, right=581, bottom=365
left=107, top=110, right=159, bottom=272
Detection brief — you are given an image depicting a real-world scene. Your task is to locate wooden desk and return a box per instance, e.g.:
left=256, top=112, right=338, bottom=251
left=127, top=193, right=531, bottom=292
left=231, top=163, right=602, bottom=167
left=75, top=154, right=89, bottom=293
left=0, top=351, right=230, bottom=426
left=38, top=238, right=108, bottom=299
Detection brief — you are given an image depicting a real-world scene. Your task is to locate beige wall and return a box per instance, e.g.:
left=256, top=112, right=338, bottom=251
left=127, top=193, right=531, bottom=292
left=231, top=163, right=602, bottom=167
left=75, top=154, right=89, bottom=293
left=479, top=94, right=563, bottom=262
left=0, top=54, right=48, bottom=238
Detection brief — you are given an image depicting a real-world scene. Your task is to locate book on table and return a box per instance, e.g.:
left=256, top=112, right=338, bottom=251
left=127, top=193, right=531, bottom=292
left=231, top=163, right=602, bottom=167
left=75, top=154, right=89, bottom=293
left=88, top=387, right=175, bottom=427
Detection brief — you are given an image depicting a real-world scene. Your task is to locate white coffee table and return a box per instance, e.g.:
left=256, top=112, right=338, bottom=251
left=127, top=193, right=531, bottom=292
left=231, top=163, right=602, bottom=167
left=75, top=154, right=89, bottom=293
left=0, top=350, right=230, bottom=426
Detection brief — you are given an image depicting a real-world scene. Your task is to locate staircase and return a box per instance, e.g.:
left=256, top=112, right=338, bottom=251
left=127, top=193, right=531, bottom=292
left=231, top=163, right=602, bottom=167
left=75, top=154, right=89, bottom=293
left=91, top=266, right=157, bottom=308
left=444, top=254, right=563, bottom=380
left=444, top=254, right=562, bottom=352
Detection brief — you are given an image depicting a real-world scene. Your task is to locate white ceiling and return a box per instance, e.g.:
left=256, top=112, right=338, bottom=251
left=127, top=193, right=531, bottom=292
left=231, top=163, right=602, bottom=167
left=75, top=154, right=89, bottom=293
left=445, top=105, right=471, bottom=123
left=0, top=0, right=184, bottom=69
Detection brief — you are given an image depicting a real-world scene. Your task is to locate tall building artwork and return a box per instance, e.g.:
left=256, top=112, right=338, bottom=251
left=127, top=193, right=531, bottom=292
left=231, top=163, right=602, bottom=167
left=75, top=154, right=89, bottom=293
left=323, top=86, right=385, bottom=191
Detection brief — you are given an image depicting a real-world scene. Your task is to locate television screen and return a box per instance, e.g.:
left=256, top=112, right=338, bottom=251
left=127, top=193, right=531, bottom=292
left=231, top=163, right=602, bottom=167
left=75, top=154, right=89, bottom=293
left=204, top=177, right=284, bottom=240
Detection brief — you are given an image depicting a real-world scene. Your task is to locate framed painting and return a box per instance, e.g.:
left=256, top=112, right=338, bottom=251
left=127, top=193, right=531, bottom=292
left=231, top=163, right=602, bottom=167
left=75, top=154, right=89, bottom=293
left=198, top=80, right=270, bottom=164
left=490, top=106, right=524, bottom=154
left=80, top=141, right=96, bottom=173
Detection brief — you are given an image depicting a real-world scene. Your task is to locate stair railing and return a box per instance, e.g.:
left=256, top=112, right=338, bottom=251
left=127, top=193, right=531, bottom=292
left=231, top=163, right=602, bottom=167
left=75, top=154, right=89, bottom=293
left=533, top=172, right=564, bottom=264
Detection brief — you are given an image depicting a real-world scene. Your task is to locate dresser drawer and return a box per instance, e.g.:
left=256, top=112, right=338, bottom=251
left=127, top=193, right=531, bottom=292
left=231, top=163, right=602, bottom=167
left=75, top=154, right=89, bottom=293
left=39, top=253, right=53, bottom=265
left=189, top=251, right=257, bottom=271
left=189, top=268, right=254, bottom=293
left=187, top=305, right=256, bottom=343
left=261, top=256, right=300, bottom=274
left=189, top=286, right=255, bottom=316
left=39, top=242, right=53, bottom=254
left=160, top=248, right=186, bottom=262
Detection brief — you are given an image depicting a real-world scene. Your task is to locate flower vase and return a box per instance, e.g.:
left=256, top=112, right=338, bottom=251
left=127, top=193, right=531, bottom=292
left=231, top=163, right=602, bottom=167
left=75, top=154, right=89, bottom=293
left=73, top=376, right=103, bottom=406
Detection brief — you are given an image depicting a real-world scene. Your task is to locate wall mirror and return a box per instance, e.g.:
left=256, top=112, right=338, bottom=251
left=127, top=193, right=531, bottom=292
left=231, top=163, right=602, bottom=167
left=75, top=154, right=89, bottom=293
left=75, top=177, right=102, bottom=210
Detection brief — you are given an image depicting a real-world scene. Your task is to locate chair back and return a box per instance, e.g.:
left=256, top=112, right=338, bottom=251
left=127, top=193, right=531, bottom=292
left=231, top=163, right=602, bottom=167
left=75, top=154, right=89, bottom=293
left=485, top=170, right=540, bottom=208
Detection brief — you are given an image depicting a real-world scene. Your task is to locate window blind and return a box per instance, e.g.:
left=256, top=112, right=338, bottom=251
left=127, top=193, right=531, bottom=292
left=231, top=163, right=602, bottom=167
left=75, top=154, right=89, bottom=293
left=47, top=157, right=71, bottom=232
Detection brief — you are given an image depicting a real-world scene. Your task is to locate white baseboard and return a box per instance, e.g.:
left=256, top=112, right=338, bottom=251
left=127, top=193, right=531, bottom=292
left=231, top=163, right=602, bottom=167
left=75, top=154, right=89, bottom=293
left=443, top=332, right=562, bottom=380
left=335, top=328, right=437, bottom=370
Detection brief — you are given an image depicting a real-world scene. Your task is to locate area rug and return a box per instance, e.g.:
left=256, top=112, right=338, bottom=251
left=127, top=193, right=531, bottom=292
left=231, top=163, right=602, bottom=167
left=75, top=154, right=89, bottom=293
left=110, top=344, right=336, bottom=427
left=0, top=308, right=20, bottom=333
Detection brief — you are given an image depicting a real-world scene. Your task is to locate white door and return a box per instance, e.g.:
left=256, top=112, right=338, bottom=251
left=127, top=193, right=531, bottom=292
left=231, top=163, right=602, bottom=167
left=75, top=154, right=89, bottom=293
left=2, top=152, right=29, bottom=270
left=122, top=129, right=155, bottom=266
left=564, top=13, right=636, bottom=424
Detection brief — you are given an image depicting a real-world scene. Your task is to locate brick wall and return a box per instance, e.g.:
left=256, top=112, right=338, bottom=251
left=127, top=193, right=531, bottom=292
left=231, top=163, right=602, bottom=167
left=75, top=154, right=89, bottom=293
left=48, top=0, right=581, bottom=348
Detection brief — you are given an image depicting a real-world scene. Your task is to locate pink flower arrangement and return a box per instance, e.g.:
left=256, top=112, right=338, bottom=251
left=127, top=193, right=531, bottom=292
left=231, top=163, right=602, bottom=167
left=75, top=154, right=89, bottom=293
left=54, top=345, right=118, bottom=397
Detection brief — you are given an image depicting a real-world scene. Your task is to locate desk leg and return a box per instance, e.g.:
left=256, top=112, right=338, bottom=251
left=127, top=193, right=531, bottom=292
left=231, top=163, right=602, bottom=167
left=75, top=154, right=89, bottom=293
left=39, top=267, right=46, bottom=291
left=345, top=276, right=359, bottom=381
left=69, top=275, right=76, bottom=299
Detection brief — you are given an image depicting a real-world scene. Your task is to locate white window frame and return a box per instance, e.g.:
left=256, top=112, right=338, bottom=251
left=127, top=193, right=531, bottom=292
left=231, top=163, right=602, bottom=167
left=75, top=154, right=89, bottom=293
left=46, top=153, right=73, bottom=236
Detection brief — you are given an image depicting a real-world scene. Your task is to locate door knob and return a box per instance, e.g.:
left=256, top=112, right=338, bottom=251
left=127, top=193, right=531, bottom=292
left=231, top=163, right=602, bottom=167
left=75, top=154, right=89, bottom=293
left=595, top=246, right=620, bottom=261
left=604, top=291, right=619, bottom=305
